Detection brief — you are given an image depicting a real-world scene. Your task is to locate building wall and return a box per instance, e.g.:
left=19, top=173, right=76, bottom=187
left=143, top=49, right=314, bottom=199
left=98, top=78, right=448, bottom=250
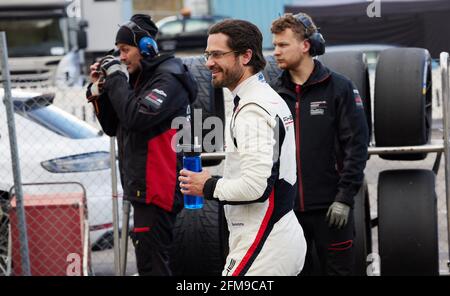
left=134, top=0, right=210, bottom=20
left=133, top=0, right=184, bottom=21
left=183, top=0, right=210, bottom=15
left=210, top=0, right=296, bottom=49
left=81, top=0, right=133, bottom=52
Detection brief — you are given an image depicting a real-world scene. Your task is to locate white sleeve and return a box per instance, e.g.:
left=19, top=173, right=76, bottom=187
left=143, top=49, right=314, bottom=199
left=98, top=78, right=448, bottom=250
left=213, top=104, right=276, bottom=202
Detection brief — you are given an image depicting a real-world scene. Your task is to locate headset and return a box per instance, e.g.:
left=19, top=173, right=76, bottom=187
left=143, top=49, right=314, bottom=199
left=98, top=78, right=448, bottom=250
left=122, top=20, right=159, bottom=57
left=294, top=14, right=325, bottom=57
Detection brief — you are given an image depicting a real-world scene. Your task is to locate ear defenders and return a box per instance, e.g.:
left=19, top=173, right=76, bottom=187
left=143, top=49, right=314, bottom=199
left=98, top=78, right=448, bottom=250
left=294, top=14, right=325, bottom=57
left=122, top=20, right=159, bottom=57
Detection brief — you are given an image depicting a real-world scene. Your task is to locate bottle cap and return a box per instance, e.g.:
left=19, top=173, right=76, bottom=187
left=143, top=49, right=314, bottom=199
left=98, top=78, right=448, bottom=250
left=178, top=136, right=201, bottom=156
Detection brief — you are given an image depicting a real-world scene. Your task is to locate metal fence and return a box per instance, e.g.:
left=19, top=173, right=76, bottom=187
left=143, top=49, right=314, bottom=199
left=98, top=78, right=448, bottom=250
left=0, top=85, right=141, bottom=275
left=0, top=25, right=134, bottom=274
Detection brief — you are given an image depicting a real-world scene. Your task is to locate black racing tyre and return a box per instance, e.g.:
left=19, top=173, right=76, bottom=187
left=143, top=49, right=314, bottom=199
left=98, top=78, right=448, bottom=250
left=170, top=199, right=228, bottom=276
left=378, top=169, right=438, bottom=275
left=318, top=51, right=372, bottom=142
left=180, top=56, right=225, bottom=166
left=353, top=180, right=372, bottom=276
left=374, top=48, right=432, bottom=160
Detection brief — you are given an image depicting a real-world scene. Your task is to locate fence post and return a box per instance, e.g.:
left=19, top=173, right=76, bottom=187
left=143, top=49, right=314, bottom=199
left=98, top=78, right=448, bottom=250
left=0, top=31, right=31, bottom=275
left=441, top=52, right=450, bottom=273
left=120, top=200, right=130, bottom=276
left=110, top=137, right=121, bottom=275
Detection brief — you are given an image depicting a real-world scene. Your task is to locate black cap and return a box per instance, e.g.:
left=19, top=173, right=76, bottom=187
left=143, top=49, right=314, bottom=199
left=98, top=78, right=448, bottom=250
left=115, top=14, right=158, bottom=46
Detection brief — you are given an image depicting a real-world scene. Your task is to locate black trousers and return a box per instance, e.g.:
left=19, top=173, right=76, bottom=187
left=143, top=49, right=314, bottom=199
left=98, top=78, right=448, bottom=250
left=130, top=203, right=177, bottom=276
left=295, top=209, right=355, bottom=276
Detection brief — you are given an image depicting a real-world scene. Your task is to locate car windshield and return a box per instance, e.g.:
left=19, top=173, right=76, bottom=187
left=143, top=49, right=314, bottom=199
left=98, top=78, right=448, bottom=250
left=0, top=18, right=65, bottom=57
left=159, top=21, right=183, bottom=35
left=185, top=19, right=211, bottom=32
left=15, top=104, right=100, bottom=139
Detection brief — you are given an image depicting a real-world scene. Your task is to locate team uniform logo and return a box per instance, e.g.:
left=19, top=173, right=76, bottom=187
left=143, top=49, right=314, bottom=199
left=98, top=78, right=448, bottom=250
left=144, top=88, right=167, bottom=109
left=283, top=114, right=294, bottom=126
left=225, top=259, right=236, bottom=276
left=353, top=89, right=364, bottom=109
left=310, top=100, right=327, bottom=116
left=152, top=88, right=167, bottom=97
left=257, top=72, right=266, bottom=83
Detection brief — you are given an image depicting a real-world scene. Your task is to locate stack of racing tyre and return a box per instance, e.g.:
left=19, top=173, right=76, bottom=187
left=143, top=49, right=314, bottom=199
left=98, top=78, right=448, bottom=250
left=373, top=48, right=438, bottom=276
left=319, top=48, right=437, bottom=276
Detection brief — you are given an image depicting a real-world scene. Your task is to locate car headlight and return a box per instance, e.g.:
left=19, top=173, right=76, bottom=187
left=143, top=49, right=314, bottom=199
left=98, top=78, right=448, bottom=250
left=41, top=151, right=111, bottom=173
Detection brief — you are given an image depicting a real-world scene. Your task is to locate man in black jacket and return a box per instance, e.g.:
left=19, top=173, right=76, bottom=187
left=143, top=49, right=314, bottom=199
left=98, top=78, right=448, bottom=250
left=270, top=13, right=369, bottom=275
left=86, top=14, right=198, bottom=275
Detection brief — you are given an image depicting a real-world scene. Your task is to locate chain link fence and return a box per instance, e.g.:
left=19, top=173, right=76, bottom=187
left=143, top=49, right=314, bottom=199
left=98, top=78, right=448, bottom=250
left=0, top=191, right=11, bottom=275
left=0, top=77, right=139, bottom=275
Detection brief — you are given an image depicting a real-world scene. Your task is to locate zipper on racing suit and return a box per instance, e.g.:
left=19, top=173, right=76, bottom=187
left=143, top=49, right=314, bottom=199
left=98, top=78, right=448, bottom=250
left=295, top=84, right=305, bottom=212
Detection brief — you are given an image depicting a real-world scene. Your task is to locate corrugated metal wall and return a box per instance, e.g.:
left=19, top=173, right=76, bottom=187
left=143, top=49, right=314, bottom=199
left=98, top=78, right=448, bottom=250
left=211, top=0, right=297, bottom=49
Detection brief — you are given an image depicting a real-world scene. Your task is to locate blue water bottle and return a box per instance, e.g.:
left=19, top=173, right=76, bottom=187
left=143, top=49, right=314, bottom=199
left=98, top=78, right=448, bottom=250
left=183, top=143, right=203, bottom=209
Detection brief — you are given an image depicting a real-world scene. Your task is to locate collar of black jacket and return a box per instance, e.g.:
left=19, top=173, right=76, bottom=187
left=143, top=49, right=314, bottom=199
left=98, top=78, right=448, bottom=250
left=141, top=53, right=174, bottom=72
left=129, top=53, right=175, bottom=86
left=274, top=59, right=331, bottom=96
left=130, top=52, right=198, bottom=104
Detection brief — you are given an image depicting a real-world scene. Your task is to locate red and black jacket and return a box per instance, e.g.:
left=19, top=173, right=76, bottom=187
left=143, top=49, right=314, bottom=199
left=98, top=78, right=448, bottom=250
left=270, top=60, right=368, bottom=212
left=93, top=53, right=197, bottom=213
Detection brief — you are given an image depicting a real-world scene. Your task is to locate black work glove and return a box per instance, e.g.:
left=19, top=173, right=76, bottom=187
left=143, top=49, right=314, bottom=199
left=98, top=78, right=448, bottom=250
left=99, top=55, right=129, bottom=81
left=86, top=79, right=105, bottom=99
left=326, top=201, right=350, bottom=229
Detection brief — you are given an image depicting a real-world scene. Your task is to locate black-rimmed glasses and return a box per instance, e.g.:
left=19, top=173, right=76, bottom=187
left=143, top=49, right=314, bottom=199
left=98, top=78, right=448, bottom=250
left=203, top=50, right=238, bottom=62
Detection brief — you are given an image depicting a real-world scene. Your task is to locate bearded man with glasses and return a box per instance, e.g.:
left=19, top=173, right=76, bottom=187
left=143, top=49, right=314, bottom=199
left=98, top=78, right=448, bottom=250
left=179, top=19, right=306, bottom=276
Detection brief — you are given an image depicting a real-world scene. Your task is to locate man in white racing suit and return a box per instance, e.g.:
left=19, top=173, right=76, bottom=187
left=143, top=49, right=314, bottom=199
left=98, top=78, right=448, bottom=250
left=179, top=19, right=306, bottom=276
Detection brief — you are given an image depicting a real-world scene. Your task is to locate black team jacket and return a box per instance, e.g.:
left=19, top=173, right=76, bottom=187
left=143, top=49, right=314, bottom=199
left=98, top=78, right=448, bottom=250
left=270, top=59, right=368, bottom=212
left=91, top=53, right=197, bottom=213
